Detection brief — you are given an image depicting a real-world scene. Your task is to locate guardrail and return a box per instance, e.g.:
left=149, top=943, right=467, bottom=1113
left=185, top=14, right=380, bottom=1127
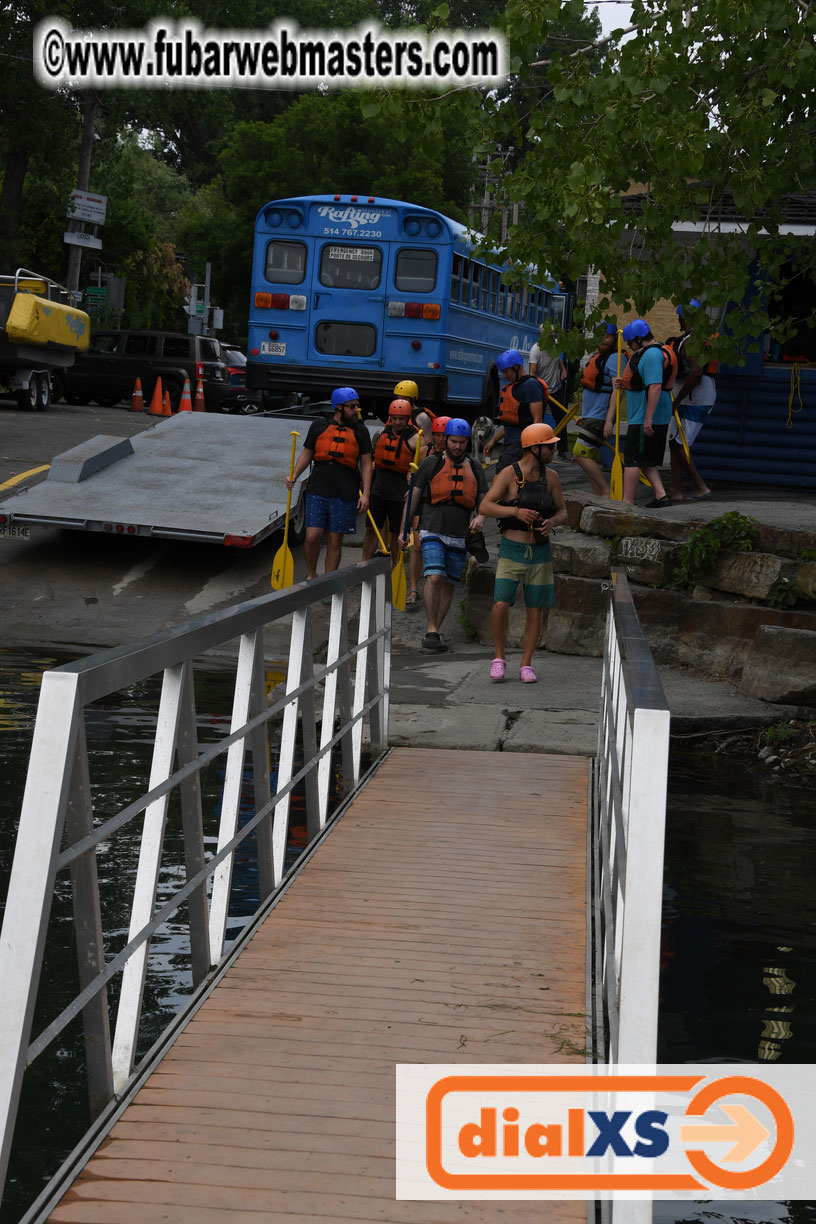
left=593, top=568, right=671, bottom=1066
left=0, top=559, right=391, bottom=1207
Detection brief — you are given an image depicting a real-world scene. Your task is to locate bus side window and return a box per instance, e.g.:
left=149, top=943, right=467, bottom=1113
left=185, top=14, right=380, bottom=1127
left=488, top=271, right=499, bottom=314
left=450, top=254, right=463, bottom=302
left=470, top=264, right=480, bottom=309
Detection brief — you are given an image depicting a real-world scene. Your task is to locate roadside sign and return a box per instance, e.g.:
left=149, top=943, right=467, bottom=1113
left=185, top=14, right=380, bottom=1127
left=64, top=230, right=103, bottom=251
left=84, top=286, right=108, bottom=302
left=67, top=190, right=107, bottom=225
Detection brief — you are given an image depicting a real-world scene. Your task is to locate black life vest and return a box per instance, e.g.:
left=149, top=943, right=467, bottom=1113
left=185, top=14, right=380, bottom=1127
left=623, top=343, right=678, bottom=393
left=499, top=462, right=557, bottom=533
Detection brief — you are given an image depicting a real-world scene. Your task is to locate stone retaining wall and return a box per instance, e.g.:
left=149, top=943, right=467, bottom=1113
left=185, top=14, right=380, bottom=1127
left=464, top=494, right=816, bottom=705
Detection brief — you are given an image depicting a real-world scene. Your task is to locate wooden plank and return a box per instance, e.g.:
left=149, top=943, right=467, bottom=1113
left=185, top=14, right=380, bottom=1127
left=49, top=748, right=590, bottom=1223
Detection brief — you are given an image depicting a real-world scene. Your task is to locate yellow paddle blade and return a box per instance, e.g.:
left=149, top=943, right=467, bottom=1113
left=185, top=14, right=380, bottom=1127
left=270, top=542, right=294, bottom=591
left=391, top=553, right=407, bottom=610
left=610, top=453, right=624, bottom=500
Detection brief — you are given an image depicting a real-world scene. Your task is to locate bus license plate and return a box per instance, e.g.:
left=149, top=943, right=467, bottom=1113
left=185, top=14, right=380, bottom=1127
left=0, top=525, right=30, bottom=539
left=261, top=341, right=286, bottom=355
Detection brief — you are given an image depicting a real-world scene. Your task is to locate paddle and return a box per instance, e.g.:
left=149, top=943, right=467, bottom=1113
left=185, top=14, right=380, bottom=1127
left=610, top=330, right=624, bottom=500
left=673, top=406, right=691, bottom=462
left=270, top=430, right=300, bottom=589
left=390, top=428, right=422, bottom=612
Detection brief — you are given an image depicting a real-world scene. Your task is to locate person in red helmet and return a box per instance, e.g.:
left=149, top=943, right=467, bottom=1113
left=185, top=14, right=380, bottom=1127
left=405, top=415, right=450, bottom=608
left=479, top=422, right=566, bottom=683
left=362, top=398, right=420, bottom=568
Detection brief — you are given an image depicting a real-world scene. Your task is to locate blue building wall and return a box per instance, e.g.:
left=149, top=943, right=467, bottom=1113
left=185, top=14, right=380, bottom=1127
left=694, top=366, right=816, bottom=489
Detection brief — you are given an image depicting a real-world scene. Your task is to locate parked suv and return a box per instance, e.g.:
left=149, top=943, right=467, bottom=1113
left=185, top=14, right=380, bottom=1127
left=54, top=330, right=230, bottom=412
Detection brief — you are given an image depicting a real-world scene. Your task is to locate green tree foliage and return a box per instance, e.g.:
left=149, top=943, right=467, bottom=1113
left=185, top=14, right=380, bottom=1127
left=477, top=0, right=816, bottom=360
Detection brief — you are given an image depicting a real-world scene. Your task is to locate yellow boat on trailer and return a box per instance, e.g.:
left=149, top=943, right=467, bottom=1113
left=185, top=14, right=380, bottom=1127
left=0, top=268, right=91, bottom=411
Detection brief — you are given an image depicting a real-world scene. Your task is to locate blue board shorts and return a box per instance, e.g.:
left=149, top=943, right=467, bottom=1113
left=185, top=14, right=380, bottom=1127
left=305, top=493, right=358, bottom=535
left=420, top=533, right=468, bottom=584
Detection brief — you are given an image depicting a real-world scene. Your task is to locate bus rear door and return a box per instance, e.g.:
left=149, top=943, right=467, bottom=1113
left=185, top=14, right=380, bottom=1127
left=307, top=239, right=387, bottom=377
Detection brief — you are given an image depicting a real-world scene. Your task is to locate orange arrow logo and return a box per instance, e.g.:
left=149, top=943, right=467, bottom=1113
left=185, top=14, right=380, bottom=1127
left=681, top=1105, right=770, bottom=1162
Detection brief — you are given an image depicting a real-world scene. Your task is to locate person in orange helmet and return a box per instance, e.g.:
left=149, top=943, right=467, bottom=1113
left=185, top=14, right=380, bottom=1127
left=362, top=398, right=420, bottom=568
left=405, top=414, right=449, bottom=608
left=479, top=422, right=566, bottom=683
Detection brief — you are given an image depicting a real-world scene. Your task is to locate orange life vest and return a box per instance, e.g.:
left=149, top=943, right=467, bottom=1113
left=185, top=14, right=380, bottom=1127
left=312, top=422, right=360, bottom=469
left=581, top=349, right=615, bottom=392
left=498, top=376, right=548, bottom=426
left=622, top=343, right=678, bottom=393
left=428, top=454, right=478, bottom=509
left=374, top=426, right=415, bottom=474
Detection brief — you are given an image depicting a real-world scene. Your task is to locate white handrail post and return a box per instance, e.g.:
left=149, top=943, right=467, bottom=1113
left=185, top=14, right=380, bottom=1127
left=0, top=671, right=81, bottom=1194
left=112, top=664, right=186, bottom=1092
left=247, top=634, right=275, bottom=900
left=352, top=578, right=373, bottom=783
left=209, top=633, right=261, bottom=962
left=616, top=706, right=670, bottom=1064
left=176, top=662, right=211, bottom=986
left=271, top=607, right=309, bottom=884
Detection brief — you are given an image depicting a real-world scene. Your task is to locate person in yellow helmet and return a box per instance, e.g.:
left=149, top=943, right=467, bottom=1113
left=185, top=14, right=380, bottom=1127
left=479, top=422, right=566, bottom=683
left=393, top=378, right=434, bottom=440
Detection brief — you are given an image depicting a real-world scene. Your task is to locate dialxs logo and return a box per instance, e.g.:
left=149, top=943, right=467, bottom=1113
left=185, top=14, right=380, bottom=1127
left=396, top=1065, right=815, bottom=1201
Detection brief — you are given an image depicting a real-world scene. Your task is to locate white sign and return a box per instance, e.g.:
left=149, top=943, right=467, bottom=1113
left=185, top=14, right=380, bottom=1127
left=63, top=230, right=103, bottom=251
left=67, top=190, right=107, bottom=225
left=328, top=246, right=375, bottom=261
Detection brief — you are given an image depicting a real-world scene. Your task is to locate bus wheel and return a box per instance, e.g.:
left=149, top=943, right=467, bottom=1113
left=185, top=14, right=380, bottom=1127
left=480, top=370, right=499, bottom=419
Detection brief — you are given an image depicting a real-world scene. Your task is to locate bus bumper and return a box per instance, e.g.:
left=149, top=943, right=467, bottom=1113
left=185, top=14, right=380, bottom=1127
left=246, top=362, right=448, bottom=411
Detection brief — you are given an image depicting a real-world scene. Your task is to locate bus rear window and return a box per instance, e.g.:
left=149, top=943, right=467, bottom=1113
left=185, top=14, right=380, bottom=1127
left=320, top=245, right=381, bottom=290
left=395, top=249, right=437, bottom=294
left=315, top=321, right=377, bottom=357
left=265, top=240, right=306, bottom=285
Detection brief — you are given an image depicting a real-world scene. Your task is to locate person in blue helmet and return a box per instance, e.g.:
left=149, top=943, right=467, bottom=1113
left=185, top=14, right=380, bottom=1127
left=615, top=319, right=675, bottom=507
left=575, top=323, right=627, bottom=497
left=400, top=418, right=488, bottom=652
left=286, top=387, right=372, bottom=579
left=482, top=349, right=556, bottom=473
left=667, top=301, right=717, bottom=501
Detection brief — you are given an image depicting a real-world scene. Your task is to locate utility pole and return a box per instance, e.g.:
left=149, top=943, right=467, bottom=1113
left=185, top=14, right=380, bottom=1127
left=66, top=94, right=99, bottom=297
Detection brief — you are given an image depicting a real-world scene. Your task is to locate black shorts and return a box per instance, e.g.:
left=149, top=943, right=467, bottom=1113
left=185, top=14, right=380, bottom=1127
left=623, top=422, right=669, bottom=468
left=368, top=491, right=405, bottom=534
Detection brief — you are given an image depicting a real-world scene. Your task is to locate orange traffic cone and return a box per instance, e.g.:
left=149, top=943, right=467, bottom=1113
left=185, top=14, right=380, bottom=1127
left=131, top=377, right=144, bottom=412
left=149, top=376, right=164, bottom=415
left=163, top=389, right=172, bottom=416
left=179, top=377, right=193, bottom=411
left=194, top=378, right=205, bottom=411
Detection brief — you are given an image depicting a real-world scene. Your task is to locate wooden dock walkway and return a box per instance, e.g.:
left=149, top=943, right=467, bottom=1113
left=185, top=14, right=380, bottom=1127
left=50, top=748, right=591, bottom=1224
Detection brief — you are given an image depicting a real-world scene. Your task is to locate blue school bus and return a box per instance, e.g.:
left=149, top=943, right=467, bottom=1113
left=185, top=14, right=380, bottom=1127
left=246, top=194, right=569, bottom=419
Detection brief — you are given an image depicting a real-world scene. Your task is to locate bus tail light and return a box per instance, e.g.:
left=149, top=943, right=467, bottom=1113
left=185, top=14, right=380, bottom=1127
left=255, top=292, right=272, bottom=308
left=411, top=340, right=422, bottom=350
left=388, top=301, right=441, bottom=319
left=270, top=293, right=290, bottom=309
left=288, top=295, right=307, bottom=311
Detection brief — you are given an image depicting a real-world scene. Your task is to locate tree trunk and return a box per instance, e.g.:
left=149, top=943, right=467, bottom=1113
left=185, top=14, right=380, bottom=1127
left=0, top=148, right=30, bottom=268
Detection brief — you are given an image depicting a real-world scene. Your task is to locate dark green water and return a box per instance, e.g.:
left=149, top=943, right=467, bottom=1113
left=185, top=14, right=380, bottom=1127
left=1, top=650, right=815, bottom=1223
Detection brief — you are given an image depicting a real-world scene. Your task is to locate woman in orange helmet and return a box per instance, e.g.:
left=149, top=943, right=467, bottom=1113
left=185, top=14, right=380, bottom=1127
left=479, top=423, right=566, bottom=683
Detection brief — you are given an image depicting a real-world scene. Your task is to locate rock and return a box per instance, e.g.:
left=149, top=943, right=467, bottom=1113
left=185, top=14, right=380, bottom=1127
left=755, top=523, right=816, bottom=559
left=796, top=561, right=816, bottom=601
left=617, top=536, right=683, bottom=586
left=542, top=575, right=608, bottom=656
left=740, top=626, right=816, bottom=705
left=705, top=550, right=797, bottom=600
left=551, top=530, right=611, bottom=578
left=579, top=505, right=697, bottom=543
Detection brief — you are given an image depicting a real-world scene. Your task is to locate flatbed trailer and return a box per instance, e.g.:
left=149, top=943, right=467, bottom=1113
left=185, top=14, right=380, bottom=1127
left=0, top=413, right=323, bottom=547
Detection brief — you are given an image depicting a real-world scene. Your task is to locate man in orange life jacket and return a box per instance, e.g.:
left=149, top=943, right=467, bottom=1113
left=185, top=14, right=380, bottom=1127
left=575, top=324, right=626, bottom=497
left=406, top=414, right=450, bottom=610
left=482, top=349, right=556, bottom=472
left=362, top=398, right=420, bottom=568
left=286, top=387, right=373, bottom=579
left=667, top=300, right=716, bottom=502
left=400, top=418, right=488, bottom=652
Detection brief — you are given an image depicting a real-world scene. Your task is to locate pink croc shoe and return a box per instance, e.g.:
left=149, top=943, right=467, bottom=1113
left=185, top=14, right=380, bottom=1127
left=519, top=665, right=537, bottom=683
left=489, top=657, right=506, bottom=681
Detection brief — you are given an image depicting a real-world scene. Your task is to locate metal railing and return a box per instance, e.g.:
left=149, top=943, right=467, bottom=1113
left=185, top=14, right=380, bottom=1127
left=0, top=559, right=391, bottom=1206
left=594, top=569, right=671, bottom=1066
